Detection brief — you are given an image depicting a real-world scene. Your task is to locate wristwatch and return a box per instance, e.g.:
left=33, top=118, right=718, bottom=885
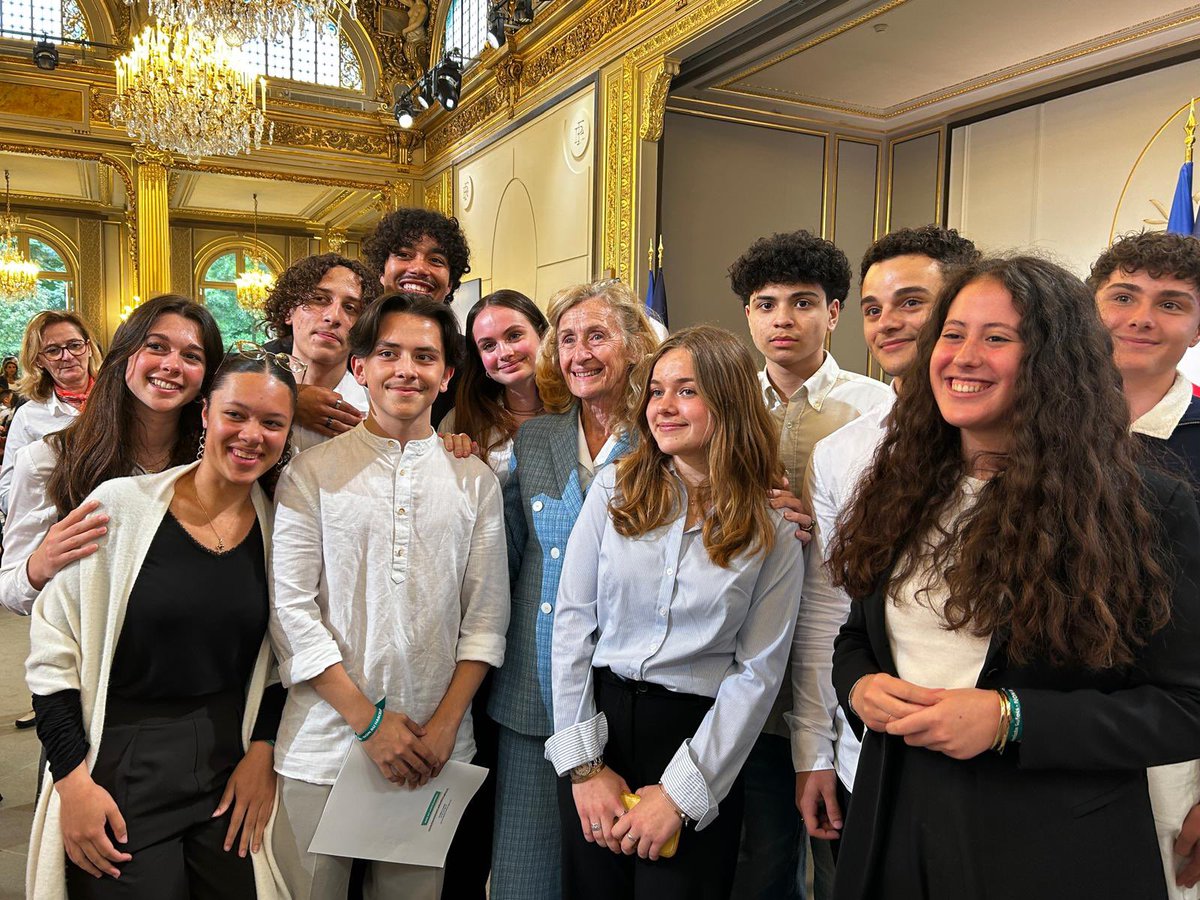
left=568, top=757, right=606, bottom=784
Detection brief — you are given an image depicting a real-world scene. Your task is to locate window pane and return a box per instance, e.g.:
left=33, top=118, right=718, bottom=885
left=339, top=34, right=361, bottom=90
left=266, top=36, right=291, bottom=79
left=315, top=19, right=339, bottom=86
left=29, top=238, right=66, bottom=273
left=444, top=0, right=487, bottom=64
left=203, top=287, right=262, bottom=347
left=30, top=0, right=57, bottom=37
left=0, top=280, right=69, bottom=359
left=231, top=7, right=363, bottom=91
left=204, top=252, right=237, bottom=285
left=1, top=0, right=32, bottom=33
left=60, top=0, right=85, bottom=39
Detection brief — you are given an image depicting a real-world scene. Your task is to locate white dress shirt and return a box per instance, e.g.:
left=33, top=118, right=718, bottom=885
left=0, top=394, right=80, bottom=515
left=1131, top=370, right=1193, bottom=439
left=576, top=417, right=618, bottom=493
left=290, top=369, right=370, bottom=456
left=269, top=424, right=510, bottom=785
left=0, top=439, right=59, bottom=614
left=787, top=388, right=896, bottom=788
left=545, top=466, right=804, bottom=829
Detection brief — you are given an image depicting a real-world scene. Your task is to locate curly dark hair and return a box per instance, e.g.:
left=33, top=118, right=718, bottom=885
left=728, top=230, right=851, bottom=306
left=859, top=225, right=981, bottom=282
left=828, top=256, right=1171, bottom=670
left=263, top=253, right=380, bottom=340
left=1087, top=230, right=1200, bottom=295
left=362, top=208, right=471, bottom=296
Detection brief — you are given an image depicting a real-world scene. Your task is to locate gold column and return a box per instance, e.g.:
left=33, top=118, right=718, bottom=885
left=132, top=144, right=173, bottom=298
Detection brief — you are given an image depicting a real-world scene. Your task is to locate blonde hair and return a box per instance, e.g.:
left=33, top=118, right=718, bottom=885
left=611, top=325, right=781, bottom=568
left=535, top=280, right=659, bottom=429
left=16, top=310, right=101, bottom=401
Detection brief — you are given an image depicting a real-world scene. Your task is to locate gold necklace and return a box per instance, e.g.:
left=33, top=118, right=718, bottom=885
left=193, top=487, right=226, bottom=552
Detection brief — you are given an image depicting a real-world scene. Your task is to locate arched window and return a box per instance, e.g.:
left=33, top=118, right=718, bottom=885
left=238, top=11, right=363, bottom=91
left=443, top=0, right=488, bottom=66
left=0, top=234, right=76, bottom=357
left=199, top=249, right=275, bottom=347
left=0, top=0, right=87, bottom=40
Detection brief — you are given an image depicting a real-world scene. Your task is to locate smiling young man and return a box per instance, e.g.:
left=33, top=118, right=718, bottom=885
left=264, top=254, right=381, bottom=452
left=728, top=230, right=891, bottom=900
left=268, top=292, right=509, bottom=900
left=1089, top=231, right=1200, bottom=899
left=363, top=208, right=472, bottom=424
left=787, top=227, right=979, bottom=890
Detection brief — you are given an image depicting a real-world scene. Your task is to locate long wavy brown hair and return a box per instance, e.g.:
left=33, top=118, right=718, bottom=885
left=452, top=290, right=548, bottom=458
left=828, top=256, right=1171, bottom=669
left=611, top=326, right=781, bottom=568
left=47, top=295, right=224, bottom=517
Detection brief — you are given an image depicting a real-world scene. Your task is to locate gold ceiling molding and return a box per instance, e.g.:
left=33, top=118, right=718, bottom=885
left=171, top=159, right=392, bottom=191
left=168, top=205, right=329, bottom=230
left=715, top=0, right=911, bottom=88
left=374, top=179, right=414, bottom=212
left=640, top=57, right=679, bottom=142
left=271, top=121, right=394, bottom=158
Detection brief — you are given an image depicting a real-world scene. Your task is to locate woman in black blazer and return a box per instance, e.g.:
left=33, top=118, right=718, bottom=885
left=826, top=256, right=1200, bottom=900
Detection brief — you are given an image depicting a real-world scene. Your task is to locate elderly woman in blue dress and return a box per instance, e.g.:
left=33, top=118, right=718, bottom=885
left=488, top=280, right=659, bottom=900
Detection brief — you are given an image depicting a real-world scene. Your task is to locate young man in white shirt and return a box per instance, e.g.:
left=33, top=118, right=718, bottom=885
left=1089, top=231, right=1200, bottom=899
left=263, top=254, right=381, bottom=453
left=787, top=227, right=979, bottom=891
left=728, top=229, right=891, bottom=900
left=268, top=292, right=510, bottom=900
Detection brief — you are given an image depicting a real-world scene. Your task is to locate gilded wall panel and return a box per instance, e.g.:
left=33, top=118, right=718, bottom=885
left=0, top=81, right=84, bottom=122
left=288, top=236, right=314, bottom=264
left=170, top=226, right=193, bottom=296
left=77, top=218, right=104, bottom=337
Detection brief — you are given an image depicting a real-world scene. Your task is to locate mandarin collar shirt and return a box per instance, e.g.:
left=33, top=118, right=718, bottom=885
left=545, top=466, right=804, bottom=829
left=269, top=423, right=509, bottom=785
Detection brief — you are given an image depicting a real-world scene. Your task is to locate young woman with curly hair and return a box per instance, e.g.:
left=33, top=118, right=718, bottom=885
left=827, top=256, right=1200, bottom=900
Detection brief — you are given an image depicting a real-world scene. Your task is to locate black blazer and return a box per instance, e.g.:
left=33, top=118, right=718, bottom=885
left=831, top=470, right=1200, bottom=900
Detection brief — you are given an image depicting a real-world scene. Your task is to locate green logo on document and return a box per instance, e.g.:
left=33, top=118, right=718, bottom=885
left=422, top=791, right=442, bottom=825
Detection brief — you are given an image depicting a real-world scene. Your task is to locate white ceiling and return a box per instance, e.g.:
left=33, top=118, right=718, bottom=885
left=677, top=0, right=1200, bottom=130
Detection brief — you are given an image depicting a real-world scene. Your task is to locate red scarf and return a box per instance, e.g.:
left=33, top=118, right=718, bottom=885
left=54, top=376, right=94, bottom=409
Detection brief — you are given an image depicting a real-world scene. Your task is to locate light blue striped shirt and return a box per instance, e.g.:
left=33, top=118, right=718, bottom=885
left=545, top=465, right=804, bottom=829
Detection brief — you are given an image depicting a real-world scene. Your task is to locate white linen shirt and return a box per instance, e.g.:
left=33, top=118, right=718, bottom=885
left=437, top=409, right=514, bottom=489
left=545, top=466, right=804, bottom=829
left=787, top=387, right=895, bottom=788
left=269, top=424, right=510, bottom=785
left=1, top=439, right=60, bottom=614
left=290, top=369, right=370, bottom=456
left=0, top=394, right=80, bottom=514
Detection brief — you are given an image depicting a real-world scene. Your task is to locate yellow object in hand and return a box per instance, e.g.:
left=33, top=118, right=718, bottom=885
left=621, top=792, right=679, bottom=858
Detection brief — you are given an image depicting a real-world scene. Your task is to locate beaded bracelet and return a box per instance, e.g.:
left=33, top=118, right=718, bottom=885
left=356, top=698, right=387, bottom=742
left=1003, top=688, right=1023, bottom=743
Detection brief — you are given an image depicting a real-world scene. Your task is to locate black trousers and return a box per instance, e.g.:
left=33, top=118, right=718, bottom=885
left=558, top=667, right=745, bottom=900
left=66, top=690, right=256, bottom=900
left=442, top=672, right=498, bottom=900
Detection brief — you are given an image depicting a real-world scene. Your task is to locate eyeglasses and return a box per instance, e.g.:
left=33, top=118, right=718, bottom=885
left=39, top=339, right=90, bottom=361
left=229, top=340, right=308, bottom=376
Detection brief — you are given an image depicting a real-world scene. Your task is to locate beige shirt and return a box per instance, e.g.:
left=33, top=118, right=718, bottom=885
left=758, top=352, right=891, bottom=737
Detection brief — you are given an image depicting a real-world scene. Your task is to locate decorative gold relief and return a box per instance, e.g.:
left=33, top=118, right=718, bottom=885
left=171, top=160, right=386, bottom=191
left=640, top=58, right=679, bottom=142
left=422, top=169, right=452, bottom=216
left=133, top=144, right=172, bottom=297
left=375, top=179, right=414, bottom=212
left=495, top=56, right=525, bottom=120
left=391, top=129, right=423, bottom=165
left=170, top=226, right=193, bottom=296
left=600, top=58, right=636, bottom=282
left=324, top=227, right=348, bottom=252
left=271, top=121, right=394, bottom=157
left=77, top=217, right=104, bottom=338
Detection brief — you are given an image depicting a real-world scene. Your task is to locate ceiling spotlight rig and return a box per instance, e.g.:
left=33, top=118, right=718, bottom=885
left=392, top=49, right=468, bottom=129
left=486, top=0, right=534, bottom=49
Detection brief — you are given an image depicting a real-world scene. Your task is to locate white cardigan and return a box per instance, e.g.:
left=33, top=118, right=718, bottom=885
left=25, top=462, right=289, bottom=900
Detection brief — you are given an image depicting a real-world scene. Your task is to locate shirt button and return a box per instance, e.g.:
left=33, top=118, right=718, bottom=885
left=540, top=602, right=553, bottom=614
left=397, top=507, right=406, bottom=516
left=550, top=547, right=560, bottom=559
left=532, top=500, right=544, bottom=512
left=786, top=422, right=794, bottom=429
left=398, top=468, right=406, bottom=476
left=649, top=642, right=659, bottom=652
left=388, top=441, right=398, bottom=448
left=665, top=567, right=673, bottom=576
left=395, top=547, right=404, bottom=556
left=658, top=607, right=667, bottom=616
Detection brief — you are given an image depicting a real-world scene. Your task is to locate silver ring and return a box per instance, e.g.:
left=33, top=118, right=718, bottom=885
left=324, top=416, right=333, bottom=429
left=334, top=398, right=341, bottom=410
left=590, top=823, right=601, bottom=832
left=623, top=833, right=638, bottom=842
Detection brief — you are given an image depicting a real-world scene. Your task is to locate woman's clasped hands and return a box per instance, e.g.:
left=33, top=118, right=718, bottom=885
left=572, top=769, right=682, bottom=861
left=850, top=673, right=1002, bottom=760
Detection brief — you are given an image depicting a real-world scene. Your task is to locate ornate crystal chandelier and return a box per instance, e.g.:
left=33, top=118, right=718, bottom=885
left=236, top=194, right=275, bottom=313
left=132, top=0, right=354, bottom=47
left=112, top=23, right=271, bottom=163
left=0, top=171, right=39, bottom=303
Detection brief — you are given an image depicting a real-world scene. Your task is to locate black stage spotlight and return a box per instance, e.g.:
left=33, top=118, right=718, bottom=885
left=33, top=38, right=58, bottom=70
left=394, top=96, right=415, bottom=129
left=486, top=2, right=506, bottom=49
left=415, top=73, right=432, bottom=109
left=433, top=58, right=462, bottom=111
left=514, top=0, right=534, bottom=24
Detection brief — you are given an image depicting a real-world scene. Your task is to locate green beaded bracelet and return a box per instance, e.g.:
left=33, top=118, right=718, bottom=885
left=1003, top=688, right=1022, bottom=743
left=356, top=698, right=387, bottom=742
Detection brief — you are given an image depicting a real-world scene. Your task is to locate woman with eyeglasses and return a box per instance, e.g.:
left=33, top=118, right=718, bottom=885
left=0, top=310, right=102, bottom=515
left=26, top=345, right=299, bottom=899
left=0, top=296, right=225, bottom=618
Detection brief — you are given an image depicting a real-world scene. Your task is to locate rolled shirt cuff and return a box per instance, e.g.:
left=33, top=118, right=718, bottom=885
left=660, top=741, right=718, bottom=830
left=4, top=561, right=40, bottom=616
left=276, top=642, right=343, bottom=689
left=545, top=712, right=608, bottom=775
left=785, top=719, right=836, bottom=773
left=456, top=634, right=506, bottom=669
